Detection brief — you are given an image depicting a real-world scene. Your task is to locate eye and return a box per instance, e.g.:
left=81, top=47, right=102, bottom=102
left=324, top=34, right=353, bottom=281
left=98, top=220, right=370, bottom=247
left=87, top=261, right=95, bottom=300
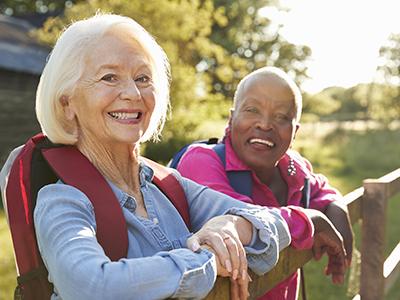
left=101, top=74, right=118, bottom=83
left=244, top=106, right=259, bottom=113
left=135, top=75, right=151, bottom=84
left=274, top=113, right=292, bottom=124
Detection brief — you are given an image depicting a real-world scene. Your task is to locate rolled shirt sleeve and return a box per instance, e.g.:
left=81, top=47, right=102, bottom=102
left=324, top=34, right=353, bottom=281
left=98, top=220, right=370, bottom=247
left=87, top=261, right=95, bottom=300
left=176, top=173, right=291, bottom=276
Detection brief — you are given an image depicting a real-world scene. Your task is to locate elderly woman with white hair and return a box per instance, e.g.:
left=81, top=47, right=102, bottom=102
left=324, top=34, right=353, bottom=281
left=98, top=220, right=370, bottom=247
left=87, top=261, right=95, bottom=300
left=0, top=14, right=298, bottom=300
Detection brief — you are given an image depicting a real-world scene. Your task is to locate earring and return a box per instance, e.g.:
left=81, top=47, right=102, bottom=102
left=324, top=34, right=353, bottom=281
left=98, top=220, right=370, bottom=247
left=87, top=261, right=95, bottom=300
left=287, top=158, right=297, bottom=176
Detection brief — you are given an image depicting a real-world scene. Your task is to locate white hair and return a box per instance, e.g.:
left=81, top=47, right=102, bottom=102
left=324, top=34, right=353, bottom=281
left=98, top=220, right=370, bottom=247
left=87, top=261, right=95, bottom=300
left=36, top=13, right=171, bottom=144
left=233, top=66, right=303, bottom=122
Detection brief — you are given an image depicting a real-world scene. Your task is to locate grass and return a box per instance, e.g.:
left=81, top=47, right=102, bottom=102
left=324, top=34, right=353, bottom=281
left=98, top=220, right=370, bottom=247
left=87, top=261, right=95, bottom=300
left=296, top=127, right=400, bottom=300
left=0, top=126, right=399, bottom=299
left=0, top=211, right=16, bottom=300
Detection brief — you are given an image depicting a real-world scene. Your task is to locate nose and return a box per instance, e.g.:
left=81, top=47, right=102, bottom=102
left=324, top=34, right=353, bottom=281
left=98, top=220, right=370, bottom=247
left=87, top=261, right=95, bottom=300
left=120, top=80, right=141, bottom=101
left=256, top=116, right=274, bottom=131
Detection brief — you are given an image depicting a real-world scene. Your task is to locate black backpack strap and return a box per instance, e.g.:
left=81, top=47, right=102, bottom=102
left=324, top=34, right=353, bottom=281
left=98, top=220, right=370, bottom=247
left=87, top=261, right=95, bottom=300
left=167, top=138, right=219, bottom=169
left=301, top=177, right=311, bottom=209
left=212, top=143, right=252, bottom=198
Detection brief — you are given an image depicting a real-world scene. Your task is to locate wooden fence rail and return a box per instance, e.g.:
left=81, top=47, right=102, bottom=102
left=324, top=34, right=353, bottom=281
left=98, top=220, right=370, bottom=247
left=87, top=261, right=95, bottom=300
left=205, top=168, right=400, bottom=300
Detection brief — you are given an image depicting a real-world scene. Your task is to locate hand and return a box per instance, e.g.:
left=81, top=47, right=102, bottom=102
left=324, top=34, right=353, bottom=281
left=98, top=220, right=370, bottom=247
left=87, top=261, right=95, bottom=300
left=325, top=202, right=354, bottom=267
left=200, top=244, right=251, bottom=300
left=306, top=209, right=347, bottom=284
left=187, top=215, right=252, bottom=298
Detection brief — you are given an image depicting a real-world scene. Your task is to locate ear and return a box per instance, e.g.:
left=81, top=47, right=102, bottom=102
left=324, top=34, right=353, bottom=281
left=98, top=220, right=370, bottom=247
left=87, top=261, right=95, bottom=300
left=228, top=108, right=235, bottom=128
left=292, top=122, right=300, bottom=142
left=60, top=95, right=76, bottom=121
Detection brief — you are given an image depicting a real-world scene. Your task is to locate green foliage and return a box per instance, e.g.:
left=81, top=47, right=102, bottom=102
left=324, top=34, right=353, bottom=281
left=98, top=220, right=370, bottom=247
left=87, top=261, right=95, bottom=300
left=378, top=33, right=400, bottom=85
left=204, top=0, right=312, bottom=99
left=32, top=0, right=311, bottom=162
left=302, top=91, right=341, bottom=119
left=303, top=82, right=400, bottom=123
left=0, top=0, right=71, bottom=15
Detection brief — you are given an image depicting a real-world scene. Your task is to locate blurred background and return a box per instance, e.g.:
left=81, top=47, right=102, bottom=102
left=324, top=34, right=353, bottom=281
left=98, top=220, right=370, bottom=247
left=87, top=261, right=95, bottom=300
left=0, top=1, right=399, bottom=299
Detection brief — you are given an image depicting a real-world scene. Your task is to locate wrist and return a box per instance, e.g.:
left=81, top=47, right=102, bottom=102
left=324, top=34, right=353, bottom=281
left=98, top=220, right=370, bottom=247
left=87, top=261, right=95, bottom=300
left=233, top=215, right=252, bottom=245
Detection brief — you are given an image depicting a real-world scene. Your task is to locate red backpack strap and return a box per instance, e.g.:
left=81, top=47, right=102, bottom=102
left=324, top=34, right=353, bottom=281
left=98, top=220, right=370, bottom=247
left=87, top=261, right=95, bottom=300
left=142, top=157, right=191, bottom=230
left=6, top=133, right=53, bottom=298
left=41, top=146, right=128, bottom=261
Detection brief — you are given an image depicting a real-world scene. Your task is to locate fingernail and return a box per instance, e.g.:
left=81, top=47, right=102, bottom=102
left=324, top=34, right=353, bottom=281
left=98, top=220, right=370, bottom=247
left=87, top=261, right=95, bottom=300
left=242, top=269, right=247, bottom=281
left=190, top=240, right=200, bottom=252
left=225, top=259, right=232, bottom=273
left=232, top=269, right=239, bottom=280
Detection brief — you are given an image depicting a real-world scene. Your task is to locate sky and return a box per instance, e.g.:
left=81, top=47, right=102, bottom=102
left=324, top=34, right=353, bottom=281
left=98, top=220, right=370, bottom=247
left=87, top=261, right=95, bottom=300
left=261, top=0, right=400, bottom=93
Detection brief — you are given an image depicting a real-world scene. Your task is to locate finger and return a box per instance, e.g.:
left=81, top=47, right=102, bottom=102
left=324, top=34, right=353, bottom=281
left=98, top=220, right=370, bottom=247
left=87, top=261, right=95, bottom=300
left=204, top=234, right=233, bottom=273
left=228, top=234, right=248, bottom=281
left=344, top=238, right=353, bottom=267
left=186, top=235, right=201, bottom=252
left=312, top=241, right=324, bottom=261
left=230, top=278, right=240, bottom=300
left=237, top=272, right=250, bottom=300
left=223, top=235, right=240, bottom=279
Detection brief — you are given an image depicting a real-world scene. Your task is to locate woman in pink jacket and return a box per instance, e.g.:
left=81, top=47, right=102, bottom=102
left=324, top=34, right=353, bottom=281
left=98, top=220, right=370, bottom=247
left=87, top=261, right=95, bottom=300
left=176, top=67, right=353, bottom=299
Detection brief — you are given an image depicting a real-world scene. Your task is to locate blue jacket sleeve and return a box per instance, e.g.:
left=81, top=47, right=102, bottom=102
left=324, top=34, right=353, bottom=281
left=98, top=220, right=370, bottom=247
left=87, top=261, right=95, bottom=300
left=174, top=171, right=291, bottom=275
left=34, top=184, right=217, bottom=300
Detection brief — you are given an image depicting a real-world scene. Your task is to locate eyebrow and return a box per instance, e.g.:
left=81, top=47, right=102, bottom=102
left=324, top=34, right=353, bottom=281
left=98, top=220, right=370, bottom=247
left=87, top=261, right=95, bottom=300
left=97, top=64, right=120, bottom=72
left=96, top=63, right=152, bottom=74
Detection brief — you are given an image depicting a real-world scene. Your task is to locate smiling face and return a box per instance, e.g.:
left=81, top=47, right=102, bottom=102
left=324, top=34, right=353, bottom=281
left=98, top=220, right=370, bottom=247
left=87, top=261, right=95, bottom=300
left=63, top=29, right=156, bottom=149
left=230, top=72, right=300, bottom=173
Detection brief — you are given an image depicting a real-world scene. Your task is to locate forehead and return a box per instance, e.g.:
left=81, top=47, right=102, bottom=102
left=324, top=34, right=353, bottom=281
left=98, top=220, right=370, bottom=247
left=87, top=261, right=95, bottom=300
left=236, top=73, right=296, bottom=107
left=84, top=30, right=152, bottom=70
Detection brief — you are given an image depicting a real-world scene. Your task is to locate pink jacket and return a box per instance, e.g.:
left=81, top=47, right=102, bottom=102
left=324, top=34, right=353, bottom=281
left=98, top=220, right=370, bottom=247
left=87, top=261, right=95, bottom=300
left=177, top=135, right=341, bottom=299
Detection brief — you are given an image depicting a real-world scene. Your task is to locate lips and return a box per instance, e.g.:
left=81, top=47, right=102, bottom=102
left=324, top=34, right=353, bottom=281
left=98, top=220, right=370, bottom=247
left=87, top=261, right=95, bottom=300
left=108, top=111, right=141, bottom=120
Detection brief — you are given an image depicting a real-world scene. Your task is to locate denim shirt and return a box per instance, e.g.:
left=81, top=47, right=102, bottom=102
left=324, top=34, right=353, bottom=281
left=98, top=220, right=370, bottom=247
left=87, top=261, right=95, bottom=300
left=2, top=151, right=291, bottom=300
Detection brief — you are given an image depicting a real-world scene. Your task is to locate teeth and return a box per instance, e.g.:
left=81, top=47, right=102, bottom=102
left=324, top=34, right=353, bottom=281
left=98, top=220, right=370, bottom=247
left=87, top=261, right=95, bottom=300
left=109, top=112, right=139, bottom=120
left=249, top=138, right=275, bottom=147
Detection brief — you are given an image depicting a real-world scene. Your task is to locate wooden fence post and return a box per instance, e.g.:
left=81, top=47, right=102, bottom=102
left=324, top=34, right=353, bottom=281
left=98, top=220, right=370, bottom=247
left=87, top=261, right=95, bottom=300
left=360, top=180, right=388, bottom=300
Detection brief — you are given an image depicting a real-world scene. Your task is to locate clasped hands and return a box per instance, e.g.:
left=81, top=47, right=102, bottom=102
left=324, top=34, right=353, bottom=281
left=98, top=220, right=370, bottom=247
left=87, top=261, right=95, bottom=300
left=186, top=210, right=351, bottom=299
left=187, top=214, right=252, bottom=300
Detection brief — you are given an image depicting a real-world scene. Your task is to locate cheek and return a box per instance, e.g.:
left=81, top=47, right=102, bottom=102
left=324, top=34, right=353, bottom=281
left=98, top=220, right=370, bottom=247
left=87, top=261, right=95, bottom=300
left=231, top=117, right=252, bottom=137
left=143, top=89, right=156, bottom=113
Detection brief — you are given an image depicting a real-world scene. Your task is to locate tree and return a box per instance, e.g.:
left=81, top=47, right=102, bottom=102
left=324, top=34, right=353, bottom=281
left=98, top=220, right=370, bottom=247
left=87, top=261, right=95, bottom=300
left=0, top=0, right=77, bottom=16
left=33, top=0, right=311, bottom=162
left=374, top=33, right=400, bottom=123
left=199, top=0, right=312, bottom=99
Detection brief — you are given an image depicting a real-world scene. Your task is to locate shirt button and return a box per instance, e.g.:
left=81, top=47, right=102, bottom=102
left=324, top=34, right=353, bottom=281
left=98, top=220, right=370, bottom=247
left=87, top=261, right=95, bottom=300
left=153, top=218, right=159, bottom=224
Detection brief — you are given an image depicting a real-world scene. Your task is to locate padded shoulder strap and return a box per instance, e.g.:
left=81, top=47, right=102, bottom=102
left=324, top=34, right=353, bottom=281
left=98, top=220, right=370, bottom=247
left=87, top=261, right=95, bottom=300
left=6, top=134, right=45, bottom=276
left=212, top=143, right=252, bottom=198
left=142, top=157, right=191, bottom=230
left=41, top=146, right=128, bottom=261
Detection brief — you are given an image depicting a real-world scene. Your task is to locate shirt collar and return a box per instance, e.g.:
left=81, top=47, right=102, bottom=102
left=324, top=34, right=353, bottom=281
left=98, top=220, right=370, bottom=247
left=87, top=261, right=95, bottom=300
left=106, top=160, right=154, bottom=207
left=224, top=134, right=307, bottom=190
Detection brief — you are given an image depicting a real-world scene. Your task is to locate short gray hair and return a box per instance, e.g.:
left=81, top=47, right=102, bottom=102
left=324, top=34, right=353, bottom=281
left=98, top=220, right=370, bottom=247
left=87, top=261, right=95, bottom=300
left=36, top=13, right=171, bottom=144
left=233, top=66, right=302, bottom=122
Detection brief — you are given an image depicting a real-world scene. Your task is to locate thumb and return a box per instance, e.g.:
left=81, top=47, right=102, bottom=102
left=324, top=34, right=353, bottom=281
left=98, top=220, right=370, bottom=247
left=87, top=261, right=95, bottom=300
left=313, top=238, right=323, bottom=261
left=187, top=235, right=201, bottom=252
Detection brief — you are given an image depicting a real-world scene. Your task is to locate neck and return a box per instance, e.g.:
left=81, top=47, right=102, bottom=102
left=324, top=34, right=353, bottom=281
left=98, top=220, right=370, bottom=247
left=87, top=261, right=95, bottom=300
left=76, top=134, right=141, bottom=195
left=254, top=165, right=277, bottom=186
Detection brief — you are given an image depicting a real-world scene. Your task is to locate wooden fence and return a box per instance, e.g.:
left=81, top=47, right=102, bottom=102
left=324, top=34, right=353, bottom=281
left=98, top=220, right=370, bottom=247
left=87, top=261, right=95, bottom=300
left=205, top=168, right=400, bottom=300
